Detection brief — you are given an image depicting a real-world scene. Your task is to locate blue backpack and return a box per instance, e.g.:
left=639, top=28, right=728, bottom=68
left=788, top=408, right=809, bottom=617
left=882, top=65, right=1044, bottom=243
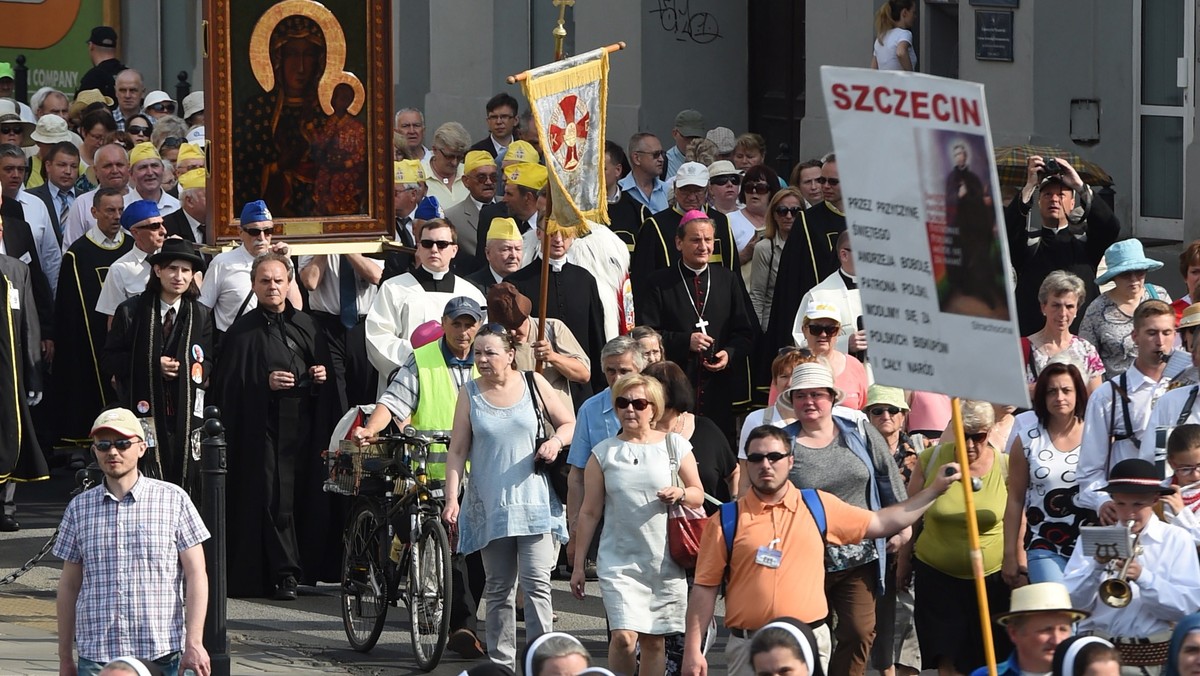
left=719, top=488, right=826, bottom=581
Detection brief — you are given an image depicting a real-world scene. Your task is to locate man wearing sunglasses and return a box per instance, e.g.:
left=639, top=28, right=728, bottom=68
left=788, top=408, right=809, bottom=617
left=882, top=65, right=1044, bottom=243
left=198, top=199, right=301, bottom=336
left=444, top=150, right=498, bottom=261
left=95, top=200, right=166, bottom=327
left=617, top=132, right=669, bottom=213
left=768, top=154, right=848, bottom=360
left=54, top=407, right=211, bottom=676
left=366, top=218, right=485, bottom=391
left=683, top=425, right=965, bottom=676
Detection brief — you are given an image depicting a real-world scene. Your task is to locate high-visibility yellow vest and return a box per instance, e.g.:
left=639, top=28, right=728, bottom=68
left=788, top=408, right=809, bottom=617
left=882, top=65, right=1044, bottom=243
left=411, top=340, right=476, bottom=479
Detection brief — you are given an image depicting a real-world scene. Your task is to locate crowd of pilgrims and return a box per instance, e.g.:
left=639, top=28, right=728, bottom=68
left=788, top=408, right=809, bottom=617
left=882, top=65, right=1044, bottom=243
left=6, top=81, right=1200, bottom=675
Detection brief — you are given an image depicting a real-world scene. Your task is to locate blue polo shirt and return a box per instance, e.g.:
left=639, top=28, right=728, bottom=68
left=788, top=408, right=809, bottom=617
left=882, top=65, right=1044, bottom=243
left=618, top=172, right=669, bottom=214
left=567, top=386, right=621, bottom=469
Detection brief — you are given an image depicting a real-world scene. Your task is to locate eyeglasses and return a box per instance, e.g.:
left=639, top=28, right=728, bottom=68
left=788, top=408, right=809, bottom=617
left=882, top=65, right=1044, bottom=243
left=93, top=439, right=140, bottom=452
left=614, top=397, right=651, bottom=411
left=1174, top=464, right=1200, bottom=475
left=487, top=113, right=514, bottom=122
left=133, top=221, right=165, bottom=231
left=148, top=102, right=176, bottom=114
left=472, top=172, right=498, bottom=184
left=966, top=431, right=989, bottom=444
left=710, top=175, right=741, bottom=187
left=744, top=182, right=772, bottom=195
left=805, top=323, right=840, bottom=336
left=776, top=346, right=814, bottom=358
left=420, top=239, right=454, bottom=250
left=869, top=406, right=902, bottom=417
left=127, top=125, right=151, bottom=136
left=160, top=137, right=185, bottom=150
left=242, top=227, right=273, bottom=237
left=435, top=147, right=463, bottom=161
left=0, top=126, right=24, bottom=135
left=746, top=451, right=790, bottom=464
left=791, top=390, right=832, bottom=402
left=774, top=206, right=803, bottom=217
left=822, top=178, right=841, bottom=187
left=635, top=150, right=665, bottom=159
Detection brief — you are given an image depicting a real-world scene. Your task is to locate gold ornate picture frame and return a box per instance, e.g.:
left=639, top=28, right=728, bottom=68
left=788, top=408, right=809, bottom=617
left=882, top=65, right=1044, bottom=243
left=204, top=0, right=392, bottom=243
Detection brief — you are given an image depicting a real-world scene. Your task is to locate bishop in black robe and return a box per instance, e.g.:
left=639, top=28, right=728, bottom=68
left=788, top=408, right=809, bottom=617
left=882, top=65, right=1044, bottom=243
left=102, top=287, right=214, bottom=496
left=507, top=257, right=608, bottom=400
left=765, top=201, right=847, bottom=359
left=212, top=301, right=341, bottom=597
left=0, top=255, right=46, bottom=484
left=629, top=205, right=735, bottom=294
left=51, top=232, right=133, bottom=444
left=636, top=259, right=755, bottom=442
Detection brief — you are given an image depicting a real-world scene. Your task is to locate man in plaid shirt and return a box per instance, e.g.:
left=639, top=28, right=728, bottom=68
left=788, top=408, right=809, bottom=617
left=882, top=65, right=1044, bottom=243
left=54, top=408, right=211, bottom=676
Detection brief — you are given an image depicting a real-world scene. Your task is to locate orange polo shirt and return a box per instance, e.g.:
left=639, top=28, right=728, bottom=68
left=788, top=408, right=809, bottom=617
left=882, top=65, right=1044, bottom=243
left=693, top=484, right=874, bottom=629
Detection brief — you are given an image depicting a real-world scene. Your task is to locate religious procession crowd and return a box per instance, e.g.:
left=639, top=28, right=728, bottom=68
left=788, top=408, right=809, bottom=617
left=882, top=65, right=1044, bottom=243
left=5, top=22, right=1200, bottom=676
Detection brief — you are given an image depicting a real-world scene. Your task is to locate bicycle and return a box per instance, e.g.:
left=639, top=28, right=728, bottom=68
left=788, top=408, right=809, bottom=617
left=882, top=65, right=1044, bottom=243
left=323, top=426, right=454, bottom=670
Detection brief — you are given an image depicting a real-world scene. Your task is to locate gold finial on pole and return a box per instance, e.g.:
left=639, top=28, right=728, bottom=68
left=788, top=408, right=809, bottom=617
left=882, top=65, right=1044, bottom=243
left=552, top=0, right=574, bottom=61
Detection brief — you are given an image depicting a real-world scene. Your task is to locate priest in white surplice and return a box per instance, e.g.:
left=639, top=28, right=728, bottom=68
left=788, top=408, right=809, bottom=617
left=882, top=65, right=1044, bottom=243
left=365, top=218, right=485, bottom=388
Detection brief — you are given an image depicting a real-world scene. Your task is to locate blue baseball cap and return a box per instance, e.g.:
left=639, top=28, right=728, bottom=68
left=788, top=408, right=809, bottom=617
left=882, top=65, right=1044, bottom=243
left=120, top=199, right=161, bottom=229
left=414, top=196, right=443, bottom=221
left=240, top=199, right=273, bottom=226
left=443, top=296, right=484, bottom=322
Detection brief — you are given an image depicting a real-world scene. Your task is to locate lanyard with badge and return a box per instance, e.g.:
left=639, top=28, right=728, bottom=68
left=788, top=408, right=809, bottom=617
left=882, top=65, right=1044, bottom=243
left=756, top=538, right=782, bottom=568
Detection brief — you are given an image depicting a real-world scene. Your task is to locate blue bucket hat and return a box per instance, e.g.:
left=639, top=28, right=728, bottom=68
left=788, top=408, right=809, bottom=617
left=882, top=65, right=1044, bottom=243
left=240, top=200, right=273, bottom=226
left=1095, top=239, right=1162, bottom=285
left=120, top=199, right=161, bottom=229
left=414, top=196, right=443, bottom=221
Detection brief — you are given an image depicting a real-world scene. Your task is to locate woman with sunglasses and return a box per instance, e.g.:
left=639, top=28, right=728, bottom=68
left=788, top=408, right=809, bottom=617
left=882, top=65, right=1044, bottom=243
left=125, top=114, right=154, bottom=146
left=1002, top=361, right=1094, bottom=588
left=443, top=323, right=575, bottom=670
left=796, top=302, right=869, bottom=411
left=570, top=373, right=702, bottom=676
left=751, top=187, right=805, bottom=331
left=783, top=360, right=907, bottom=676
left=901, top=400, right=1012, bottom=675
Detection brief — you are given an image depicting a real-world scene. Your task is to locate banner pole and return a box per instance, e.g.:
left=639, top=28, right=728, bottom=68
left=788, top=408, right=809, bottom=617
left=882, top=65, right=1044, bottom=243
left=505, top=42, right=626, bottom=84
left=950, top=396, right=999, bottom=676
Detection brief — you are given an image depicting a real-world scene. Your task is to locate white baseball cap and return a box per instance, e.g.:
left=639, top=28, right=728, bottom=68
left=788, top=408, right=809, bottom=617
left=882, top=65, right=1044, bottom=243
left=675, top=161, right=709, bottom=188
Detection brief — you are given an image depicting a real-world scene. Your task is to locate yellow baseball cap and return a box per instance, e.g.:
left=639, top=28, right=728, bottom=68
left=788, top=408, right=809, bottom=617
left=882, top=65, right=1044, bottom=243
left=504, top=140, right=540, bottom=165
left=178, top=168, right=207, bottom=191
left=486, top=217, right=522, bottom=242
left=393, top=159, right=426, bottom=184
left=129, top=142, right=161, bottom=167
left=504, top=162, right=548, bottom=191
left=464, top=150, right=495, bottom=175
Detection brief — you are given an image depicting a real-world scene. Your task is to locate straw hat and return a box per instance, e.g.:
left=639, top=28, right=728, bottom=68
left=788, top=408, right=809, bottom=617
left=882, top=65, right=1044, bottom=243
left=777, top=362, right=844, bottom=408
left=994, top=582, right=1089, bottom=626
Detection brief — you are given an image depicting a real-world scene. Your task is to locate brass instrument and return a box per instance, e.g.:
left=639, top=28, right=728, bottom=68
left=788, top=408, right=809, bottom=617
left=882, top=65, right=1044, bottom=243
left=1097, top=520, right=1144, bottom=608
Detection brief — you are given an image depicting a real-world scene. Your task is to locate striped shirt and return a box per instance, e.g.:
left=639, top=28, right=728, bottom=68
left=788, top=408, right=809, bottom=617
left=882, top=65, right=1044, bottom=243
left=53, top=476, right=210, bottom=663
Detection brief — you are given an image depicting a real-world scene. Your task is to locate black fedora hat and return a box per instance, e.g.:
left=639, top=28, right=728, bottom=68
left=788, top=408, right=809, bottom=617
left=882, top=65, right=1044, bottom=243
left=1100, top=459, right=1172, bottom=496
left=147, top=238, right=206, bottom=273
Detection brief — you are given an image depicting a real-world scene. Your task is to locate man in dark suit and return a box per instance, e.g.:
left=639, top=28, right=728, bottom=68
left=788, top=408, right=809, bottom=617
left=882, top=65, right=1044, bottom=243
left=0, top=192, right=53, bottom=350
left=382, top=160, right=425, bottom=281
left=163, top=168, right=207, bottom=247
left=443, top=150, right=497, bottom=263
left=636, top=213, right=755, bottom=442
left=466, top=217, right=524, bottom=297
left=27, top=141, right=80, bottom=246
left=468, top=92, right=519, bottom=158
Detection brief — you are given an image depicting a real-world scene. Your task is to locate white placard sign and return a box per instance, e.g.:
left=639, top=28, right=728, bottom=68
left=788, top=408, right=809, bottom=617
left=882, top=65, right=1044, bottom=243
left=820, top=66, right=1029, bottom=407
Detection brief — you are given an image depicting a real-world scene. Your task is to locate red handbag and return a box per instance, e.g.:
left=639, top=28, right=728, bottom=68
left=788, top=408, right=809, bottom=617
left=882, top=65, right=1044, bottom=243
left=665, top=433, right=709, bottom=569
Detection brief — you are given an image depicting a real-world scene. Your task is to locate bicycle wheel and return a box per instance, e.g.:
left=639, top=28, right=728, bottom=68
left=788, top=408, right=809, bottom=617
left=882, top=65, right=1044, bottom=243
left=407, top=515, right=452, bottom=670
left=341, top=499, right=389, bottom=652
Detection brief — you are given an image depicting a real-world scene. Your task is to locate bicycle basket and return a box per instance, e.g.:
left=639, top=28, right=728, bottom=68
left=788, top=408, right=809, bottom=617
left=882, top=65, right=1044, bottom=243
left=323, top=440, right=398, bottom=496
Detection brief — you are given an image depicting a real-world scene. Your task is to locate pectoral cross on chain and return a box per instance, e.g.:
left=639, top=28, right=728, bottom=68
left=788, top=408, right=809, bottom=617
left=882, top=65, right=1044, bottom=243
left=694, top=318, right=710, bottom=335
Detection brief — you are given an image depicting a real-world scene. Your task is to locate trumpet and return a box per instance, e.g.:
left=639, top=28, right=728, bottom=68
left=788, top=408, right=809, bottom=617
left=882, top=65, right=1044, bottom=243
left=1097, top=520, right=1144, bottom=608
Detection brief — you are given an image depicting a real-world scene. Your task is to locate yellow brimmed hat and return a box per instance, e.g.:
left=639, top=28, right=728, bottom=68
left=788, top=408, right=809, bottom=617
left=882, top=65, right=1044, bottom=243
left=178, top=168, right=207, bottom=191
left=393, top=159, right=426, bottom=184
left=176, top=142, right=204, bottom=163
left=129, top=142, right=161, bottom=167
left=504, top=140, right=540, bottom=165
left=486, top=217, right=522, bottom=242
left=505, top=162, right=547, bottom=191
left=464, top=150, right=495, bottom=175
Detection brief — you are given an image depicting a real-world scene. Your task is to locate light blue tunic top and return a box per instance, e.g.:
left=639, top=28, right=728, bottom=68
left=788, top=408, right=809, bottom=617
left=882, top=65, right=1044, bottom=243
left=457, top=376, right=569, bottom=554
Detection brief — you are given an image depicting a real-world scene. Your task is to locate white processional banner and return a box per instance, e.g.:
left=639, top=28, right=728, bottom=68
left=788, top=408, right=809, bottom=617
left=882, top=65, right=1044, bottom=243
left=821, top=66, right=1029, bottom=407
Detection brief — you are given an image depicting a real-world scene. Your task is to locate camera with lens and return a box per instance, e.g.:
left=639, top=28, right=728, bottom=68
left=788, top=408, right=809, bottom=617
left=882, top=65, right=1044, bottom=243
left=1040, top=158, right=1063, bottom=179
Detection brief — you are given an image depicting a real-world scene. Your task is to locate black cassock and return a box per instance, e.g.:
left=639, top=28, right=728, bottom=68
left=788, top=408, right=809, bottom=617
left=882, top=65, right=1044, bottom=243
left=765, top=202, right=846, bottom=359
left=636, top=261, right=755, bottom=442
left=507, top=259, right=607, bottom=399
left=0, top=255, right=46, bottom=482
left=629, top=205, right=735, bottom=295
left=101, top=291, right=214, bottom=497
left=212, top=304, right=342, bottom=597
left=51, top=234, right=133, bottom=443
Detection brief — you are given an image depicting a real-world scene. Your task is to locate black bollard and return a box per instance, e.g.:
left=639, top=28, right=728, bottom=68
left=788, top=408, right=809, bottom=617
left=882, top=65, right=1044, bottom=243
left=200, top=406, right=230, bottom=676
left=175, top=71, right=192, bottom=105
left=14, top=55, right=28, bottom=104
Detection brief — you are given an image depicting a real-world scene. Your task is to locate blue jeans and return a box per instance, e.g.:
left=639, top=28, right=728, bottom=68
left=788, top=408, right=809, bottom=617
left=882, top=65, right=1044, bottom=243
left=1026, top=549, right=1068, bottom=583
left=79, top=652, right=180, bottom=676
